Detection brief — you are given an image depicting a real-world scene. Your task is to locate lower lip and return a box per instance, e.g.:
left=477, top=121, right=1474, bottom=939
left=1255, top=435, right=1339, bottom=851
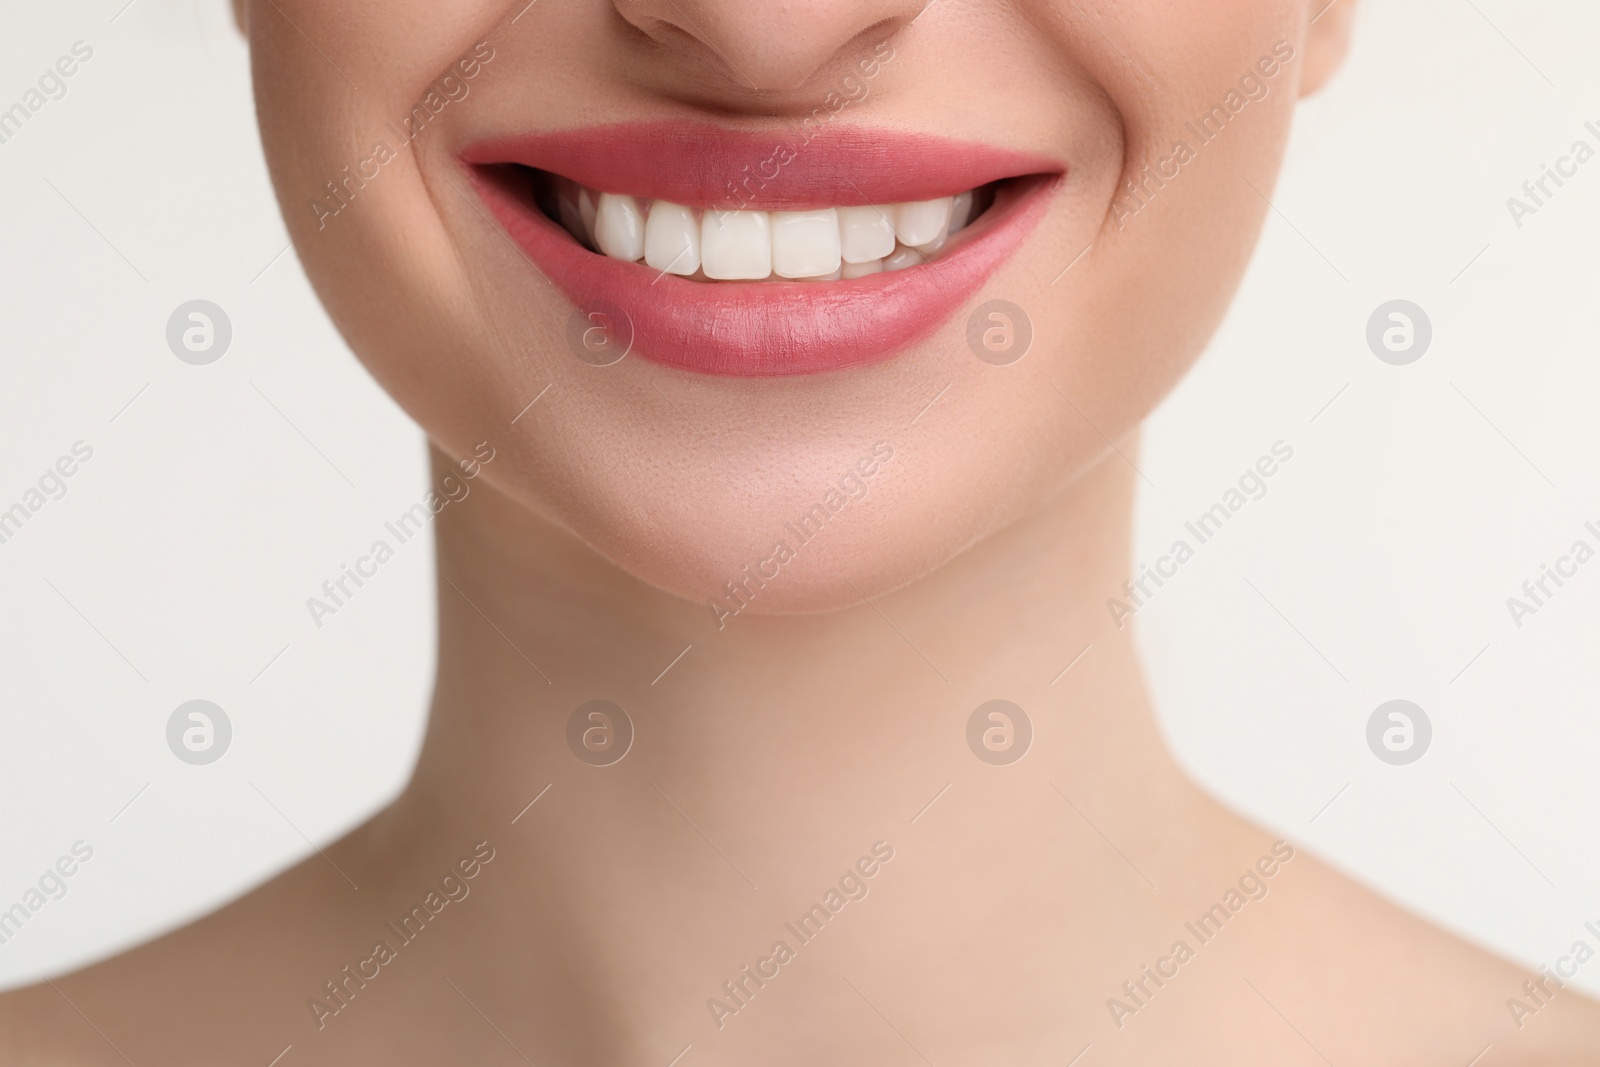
left=467, top=168, right=1059, bottom=378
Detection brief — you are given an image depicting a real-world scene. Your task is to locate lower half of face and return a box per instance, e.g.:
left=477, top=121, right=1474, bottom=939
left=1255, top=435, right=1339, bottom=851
left=249, top=0, right=1311, bottom=611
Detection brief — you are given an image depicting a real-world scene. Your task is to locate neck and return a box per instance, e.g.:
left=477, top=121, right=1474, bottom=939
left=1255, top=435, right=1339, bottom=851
left=409, top=437, right=1160, bottom=799
left=378, top=440, right=1240, bottom=1063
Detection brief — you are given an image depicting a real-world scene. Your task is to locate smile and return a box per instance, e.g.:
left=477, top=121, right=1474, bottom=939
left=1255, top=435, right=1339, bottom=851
left=535, top=168, right=1005, bottom=280
left=462, top=122, right=1062, bottom=376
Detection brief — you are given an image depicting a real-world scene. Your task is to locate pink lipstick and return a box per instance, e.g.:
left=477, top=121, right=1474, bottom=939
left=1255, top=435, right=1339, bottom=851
left=462, top=123, right=1061, bottom=377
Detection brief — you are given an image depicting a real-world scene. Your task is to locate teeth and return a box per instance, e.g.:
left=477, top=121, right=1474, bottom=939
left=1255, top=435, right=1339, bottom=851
left=701, top=209, right=772, bottom=280
left=841, top=258, right=883, bottom=279
left=892, top=198, right=953, bottom=247
left=578, top=188, right=598, bottom=247
left=559, top=179, right=983, bottom=282
left=949, top=190, right=974, bottom=234
left=915, top=229, right=948, bottom=256
left=644, top=200, right=701, bottom=276
left=837, top=206, right=898, bottom=264
left=595, top=193, right=646, bottom=261
left=772, top=208, right=842, bottom=279
left=557, top=191, right=585, bottom=248
left=882, top=246, right=925, bottom=272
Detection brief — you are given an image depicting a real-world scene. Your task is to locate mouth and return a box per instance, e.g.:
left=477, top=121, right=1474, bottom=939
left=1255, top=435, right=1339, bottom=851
left=462, top=123, right=1062, bottom=377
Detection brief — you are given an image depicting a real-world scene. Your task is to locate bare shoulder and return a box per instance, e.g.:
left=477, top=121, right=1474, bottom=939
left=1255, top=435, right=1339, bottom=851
left=0, top=980, right=110, bottom=1065
left=0, top=851, right=362, bottom=1066
left=1243, top=845, right=1600, bottom=1065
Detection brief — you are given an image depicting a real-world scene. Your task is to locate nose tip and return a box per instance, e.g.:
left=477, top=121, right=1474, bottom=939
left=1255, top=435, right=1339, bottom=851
left=612, top=0, right=922, bottom=93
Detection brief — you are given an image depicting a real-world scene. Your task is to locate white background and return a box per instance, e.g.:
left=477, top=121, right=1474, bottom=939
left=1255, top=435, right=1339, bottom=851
left=1, top=0, right=1597, bottom=991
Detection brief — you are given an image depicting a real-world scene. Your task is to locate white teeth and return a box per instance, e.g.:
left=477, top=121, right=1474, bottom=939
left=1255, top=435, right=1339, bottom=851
left=644, top=201, right=700, bottom=276
left=578, top=188, right=598, bottom=246
left=837, top=206, right=897, bottom=264
left=570, top=182, right=982, bottom=280
left=595, top=192, right=646, bottom=261
left=949, top=190, right=974, bottom=234
left=882, top=246, right=925, bottom=272
left=841, top=258, right=883, bottom=279
left=771, top=208, right=842, bottom=279
left=701, top=209, right=772, bottom=280
left=556, top=185, right=584, bottom=244
left=892, top=198, right=953, bottom=247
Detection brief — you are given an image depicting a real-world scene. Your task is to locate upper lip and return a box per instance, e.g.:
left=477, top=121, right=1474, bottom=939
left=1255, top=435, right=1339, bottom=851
left=460, top=120, right=1061, bottom=208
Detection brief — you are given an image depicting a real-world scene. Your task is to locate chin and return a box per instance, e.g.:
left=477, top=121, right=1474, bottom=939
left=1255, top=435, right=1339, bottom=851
left=476, top=424, right=1057, bottom=620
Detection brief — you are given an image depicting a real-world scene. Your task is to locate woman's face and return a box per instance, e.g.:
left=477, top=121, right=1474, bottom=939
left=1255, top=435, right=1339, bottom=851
left=242, top=0, right=1348, bottom=614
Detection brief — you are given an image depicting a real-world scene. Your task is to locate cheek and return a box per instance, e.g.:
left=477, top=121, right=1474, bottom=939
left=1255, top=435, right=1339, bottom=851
left=251, top=0, right=509, bottom=383
left=1049, top=2, right=1304, bottom=396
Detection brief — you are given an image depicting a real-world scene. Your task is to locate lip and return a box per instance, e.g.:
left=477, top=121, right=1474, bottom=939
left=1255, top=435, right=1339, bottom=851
left=461, top=123, right=1062, bottom=377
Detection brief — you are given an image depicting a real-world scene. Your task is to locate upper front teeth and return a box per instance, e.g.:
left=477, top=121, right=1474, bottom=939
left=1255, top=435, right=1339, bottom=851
left=556, top=182, right=981, bottom=281
left=770, top=209, right=843, bottom=279
left=838, top=206, right=896, bottom=264
left=702, top=208, right=773, bottom=280
left=892, top=199, right=952, bottom=247
left=594, top=192, right=646, bottom=262
left=644, top=200, right=700, bottom=276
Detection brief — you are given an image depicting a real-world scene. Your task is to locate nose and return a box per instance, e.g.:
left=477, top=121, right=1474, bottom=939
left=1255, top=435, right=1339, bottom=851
left=611, top=0, right=925, bottom=93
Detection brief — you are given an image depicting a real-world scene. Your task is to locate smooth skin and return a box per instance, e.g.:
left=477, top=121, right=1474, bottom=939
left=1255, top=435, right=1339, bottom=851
left=5, top=1, right=1599, bottom=1063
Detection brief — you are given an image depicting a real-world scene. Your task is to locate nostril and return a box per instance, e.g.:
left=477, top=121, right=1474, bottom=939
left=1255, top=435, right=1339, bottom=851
left=605, top=0, right=925, bottom=97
